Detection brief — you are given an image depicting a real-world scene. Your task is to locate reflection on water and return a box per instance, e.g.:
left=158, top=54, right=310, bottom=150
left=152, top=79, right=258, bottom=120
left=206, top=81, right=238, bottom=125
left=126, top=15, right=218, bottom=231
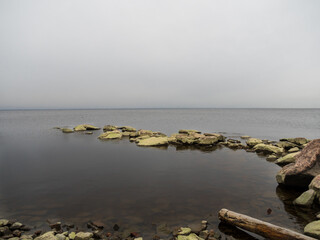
left=1, top=109, right=320, bottom=239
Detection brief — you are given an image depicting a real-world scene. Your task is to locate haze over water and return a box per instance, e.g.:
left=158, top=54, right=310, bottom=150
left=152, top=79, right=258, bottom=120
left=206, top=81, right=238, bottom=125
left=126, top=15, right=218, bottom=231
left=0, top=108, right=319, bottom=239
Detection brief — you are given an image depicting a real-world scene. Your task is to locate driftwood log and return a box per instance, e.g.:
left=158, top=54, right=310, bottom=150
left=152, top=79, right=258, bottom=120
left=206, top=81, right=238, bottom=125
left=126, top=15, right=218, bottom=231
left=218, top=208, right=316, bottom=240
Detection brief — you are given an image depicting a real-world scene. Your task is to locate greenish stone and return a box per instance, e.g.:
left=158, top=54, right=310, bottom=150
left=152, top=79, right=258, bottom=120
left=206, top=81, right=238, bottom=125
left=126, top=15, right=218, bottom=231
left=177, top=227, right=192, bottom=235
left=253, top=143, right=284, bottom=154
left=74, top=232, right=93, bottom=240
left=178, top=129, right=201, bottom=134
left=103, top=125, right=117, bottom=132
left=288, top=147, right=300, bottom=153
left=121, top=126, right=136, bottom=132
left=177, top=233, right=204, bottom=240
left=198, top=136, right=219, bottom=145
left=68, top=232, right=76, bottom=240
left=275, top=152, right=299, bottom=166
left=293, top=189, right=316, bottom=207
left=304, top=220, right=320, bottom=238
left=74, top=124, right=100, bottom=131
left=246, top=138, right=263, bottom=147
left=34, top=232, right=56, bottom=240
left=62, top=128, right=74, bottom=133
left=56, top=234, right=66, bottom=240
left=0, top=219, right=9, bottom=227
left=98, top=131, right=122, bottom=140
left=137, top=137, right=169, bottom=146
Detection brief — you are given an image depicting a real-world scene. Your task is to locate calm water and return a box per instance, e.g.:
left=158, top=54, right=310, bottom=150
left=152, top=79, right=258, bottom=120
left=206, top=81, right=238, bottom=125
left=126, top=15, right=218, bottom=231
left=0, top=109, right=320, bottom=239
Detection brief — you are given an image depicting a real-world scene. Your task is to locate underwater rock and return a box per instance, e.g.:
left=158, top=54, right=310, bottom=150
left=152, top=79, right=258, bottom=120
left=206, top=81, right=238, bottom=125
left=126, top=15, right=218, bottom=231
left=61, top=128, right=74, bottom=133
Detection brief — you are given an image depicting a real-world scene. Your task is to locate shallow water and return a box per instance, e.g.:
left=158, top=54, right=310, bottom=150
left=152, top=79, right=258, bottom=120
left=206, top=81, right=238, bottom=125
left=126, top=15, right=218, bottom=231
left=0, top=109, right=320, bottom=239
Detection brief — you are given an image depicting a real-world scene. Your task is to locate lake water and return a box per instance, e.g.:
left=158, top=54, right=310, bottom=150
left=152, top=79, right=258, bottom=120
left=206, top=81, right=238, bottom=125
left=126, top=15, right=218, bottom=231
left=0, top=109, right=320, bottom=239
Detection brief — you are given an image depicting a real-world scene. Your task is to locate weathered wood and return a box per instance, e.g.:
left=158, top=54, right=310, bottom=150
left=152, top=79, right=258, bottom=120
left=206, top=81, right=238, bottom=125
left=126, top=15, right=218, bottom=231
left=218, top=208, right=316, bottom=240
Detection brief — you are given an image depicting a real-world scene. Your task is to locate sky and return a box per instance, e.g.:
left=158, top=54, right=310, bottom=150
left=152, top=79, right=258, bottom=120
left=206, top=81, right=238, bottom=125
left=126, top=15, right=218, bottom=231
left=0, top=0, right=320, bottom=109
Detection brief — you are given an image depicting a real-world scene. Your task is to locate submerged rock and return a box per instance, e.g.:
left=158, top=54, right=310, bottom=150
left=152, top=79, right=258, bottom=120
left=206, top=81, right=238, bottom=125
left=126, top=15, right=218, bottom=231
left=98, top=130, right=122, bottom=140
left=74, top=124, right=100, bottom=131
left=304, top=220, right=320, bottom=238
left=276, top=139, right=320, bottom=187
left=275, top=152, right=299, bottom=166
left=253, top=143, right=284, bottom=154
left=137, top=137, right=169, bottom=147
left=293, top=189, right=316, bottom=207
left=246, top=138, right=263, bottom=147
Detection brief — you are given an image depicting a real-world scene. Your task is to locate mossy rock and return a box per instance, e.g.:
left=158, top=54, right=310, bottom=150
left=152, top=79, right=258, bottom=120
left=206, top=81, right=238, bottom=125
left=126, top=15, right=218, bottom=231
left=198, top=136, right=219, bottom=145
left=74, top=124, right=100, bottom=131
left=98, top=131, right=122, bottom=140
left=103, top=125, right=118, bottom=132
left=275, top=152, right=299, bottom=166
left=178, top=129, right=201, bottom=135
left=276, top=141, right=298, bottom=150
left=137, top=137, right=169, bottom=146
left=304, top=220, right=320, bottom=238
left=246, top=138, right=263, bottom=147
left=293, top=189, right=316, bottom=207
left=253, top=143, right=284, bottom=154
left=177, top=233, right=204, bottom=240
left=120, top=126, right=137, bottom=132
left=61, top=128, right=74, bottom=133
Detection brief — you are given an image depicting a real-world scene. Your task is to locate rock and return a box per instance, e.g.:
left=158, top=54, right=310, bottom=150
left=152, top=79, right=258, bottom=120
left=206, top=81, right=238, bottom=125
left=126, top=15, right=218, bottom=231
left=309, top=175, right=320, bottom=192
left=98, top=130, right=122, bottom=140
left=74, top=232, right=93, bottom=240
left=103, top=125, right=118, bottom=132
left=55, top=234, right=66, bottom=240
left=275, top=141, right=297, bottom=150
left=203, top=133, right=225, bottom=142
left=49, top=222, right=61, bottom=231
left=68, top=232, right=76, bottom=240
left=85, top=132, right=93, bottom=135
left=34, top=232, right=56, bottom=240
left=113, top=224, right=120, bottom=231
left=134, top=238, right=143, bottom=240
left=74, top=124, right=100, bottom=131
left=61, top=128, right=74, bottom=133
left=288, top=147, right=300, bottom=153
left=246, top=138, right=263, bottom=147
left=198, top=136, right=219, bottom=145
left=280, top=137, right=309, bottom=145
left=188, top=223, right=206, bottom=234
left=266, top=154, right=278, bottom=161
left=199, top=230, right=209, bottom=240
left=12, top=230, right=21, bottom=237
left=20, top=235, right=33, bottom=240
left=120, top=126, right=136, bottom=132
left=276, top=139, right=320, bottom=187
left=176, top=228, right=192, bottom=235
left=304, top=220, right=320, bottom=238
left=0, top=226, right=11, bottom=236
left=227, top=139, right=241, bottom=143
left=178, top=130, right=201, bottom=134
left=176, top=233, right=205, bottom=240
left=156, top=223, right=171, bottom=235
left=10, top=222, right=23, bottom=230
left=0, top=220, right=9, bottom=227
left=137, top=129, right=153, bottom=136
left=7, top=237, right=19, bottom=240
left=240, top=135, right=250, bottom=139
left=294, top=189, right=316, bottom=207
left=137, top=137, right=169, bottom=147
left=226, top=142, right=244, bottom=149
left=275, top=152, right=299, bottom=166
left=253, top=143, right=284, bottom=154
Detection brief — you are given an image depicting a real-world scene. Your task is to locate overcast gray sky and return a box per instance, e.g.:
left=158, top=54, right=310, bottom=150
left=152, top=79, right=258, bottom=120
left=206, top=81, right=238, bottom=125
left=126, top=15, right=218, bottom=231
left=0, top=0, right=319, bottom=109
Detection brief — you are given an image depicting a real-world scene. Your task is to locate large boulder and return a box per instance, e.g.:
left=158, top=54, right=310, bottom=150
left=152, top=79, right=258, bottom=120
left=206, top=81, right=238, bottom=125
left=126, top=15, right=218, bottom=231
left=74, top=124, right=100, bottom=131
left=275, top=152, right=299, bottom=166
left=137, top=137, right=169, bottom=147
left=98, top=130, right=122, bottom=140
left=276, top=139, right=320, bottom=187
left=253, top=143, right=284, bottom=154
left=246, top=138, right=263, bottom=148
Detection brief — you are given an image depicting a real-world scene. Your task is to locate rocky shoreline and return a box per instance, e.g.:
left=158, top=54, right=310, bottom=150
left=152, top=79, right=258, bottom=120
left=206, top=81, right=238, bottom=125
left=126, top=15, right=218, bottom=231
left=0, top=218, right=220, bottom=240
